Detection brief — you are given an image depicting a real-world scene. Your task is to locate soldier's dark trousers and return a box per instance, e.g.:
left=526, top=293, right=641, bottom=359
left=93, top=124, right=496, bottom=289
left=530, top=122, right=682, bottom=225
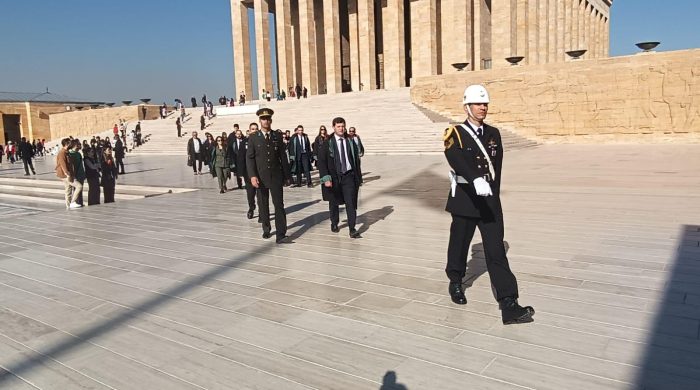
left=329, top=172, right=358, bottom=230
left=446, top=214, right=519, bottom=301
left=243, top=176, right=256, bottom=211
left=257, top=184, right=286, bottom=238
left=103, top=184, right=115, bottom=203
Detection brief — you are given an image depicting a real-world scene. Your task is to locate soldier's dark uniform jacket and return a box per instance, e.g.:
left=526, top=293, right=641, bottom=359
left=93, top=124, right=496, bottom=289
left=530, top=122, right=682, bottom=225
left=444, top=120, right=503, bottom=218
left=246, top=130, right=291, bottom=187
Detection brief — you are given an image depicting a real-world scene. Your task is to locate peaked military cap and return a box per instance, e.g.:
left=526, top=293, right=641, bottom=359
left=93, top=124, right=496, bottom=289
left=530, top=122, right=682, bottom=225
left=256, top=108, right=274, bottom=118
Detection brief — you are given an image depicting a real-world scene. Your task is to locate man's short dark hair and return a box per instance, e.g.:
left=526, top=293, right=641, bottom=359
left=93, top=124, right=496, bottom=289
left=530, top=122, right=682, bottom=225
left=296, top=125, right=304, bottom=130
left=234, top=124, right=239, bottom=129
left=332, top=117, right=345, bottom=126
left=61, top=138, right=71, bottom=147
left=249, top=122, right=258, bottom=128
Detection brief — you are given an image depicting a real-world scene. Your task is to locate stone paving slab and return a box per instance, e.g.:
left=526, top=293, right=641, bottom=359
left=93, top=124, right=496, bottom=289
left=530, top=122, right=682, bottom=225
left=0, top=144, right=699, bottom=389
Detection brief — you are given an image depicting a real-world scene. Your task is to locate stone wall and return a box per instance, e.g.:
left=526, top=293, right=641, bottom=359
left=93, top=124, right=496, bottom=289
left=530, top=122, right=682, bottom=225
left=0, top=103, right=68, bottom=144
left=49, top=105, right=160, bottom=140
left=410, top=49, right=700, bottom=143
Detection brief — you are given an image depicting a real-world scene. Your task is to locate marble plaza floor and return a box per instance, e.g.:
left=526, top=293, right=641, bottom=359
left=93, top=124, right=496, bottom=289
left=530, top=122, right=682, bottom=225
left=0, top=144, right=700, bottom=389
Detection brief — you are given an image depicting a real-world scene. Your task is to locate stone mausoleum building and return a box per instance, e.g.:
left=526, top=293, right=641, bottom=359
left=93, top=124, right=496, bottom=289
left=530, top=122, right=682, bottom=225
left=230, top=0, right=612, bottom=96
left=0, top=91, right=104, bottom=145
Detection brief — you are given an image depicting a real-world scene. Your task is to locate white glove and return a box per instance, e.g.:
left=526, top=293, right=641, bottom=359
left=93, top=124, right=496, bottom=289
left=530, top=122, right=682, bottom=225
left=473, top=177, right=493, bottom=196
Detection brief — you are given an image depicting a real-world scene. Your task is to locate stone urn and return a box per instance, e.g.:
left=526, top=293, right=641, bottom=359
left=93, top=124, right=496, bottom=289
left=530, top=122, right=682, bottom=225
left=636, top=41, right=660, bottom=52
left=566, top=49, right=587, bottom=60
left=106, top=102, right=115, bottom=107
left=121, top=100, right=132, bottom=106
left=505, top=56, right=524, bottom=66
left=451, top=62, right=470, bottom=71
left=140, top=98, right=151, bottom=104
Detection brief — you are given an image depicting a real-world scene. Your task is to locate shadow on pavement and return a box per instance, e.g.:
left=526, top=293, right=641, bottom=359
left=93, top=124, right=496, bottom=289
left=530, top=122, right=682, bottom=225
left=633, top=224, right=700, bottom=389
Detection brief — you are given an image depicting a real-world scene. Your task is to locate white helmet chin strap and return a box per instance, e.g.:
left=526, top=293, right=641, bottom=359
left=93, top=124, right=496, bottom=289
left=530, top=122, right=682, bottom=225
left=465, top=104, right=482, bottom=125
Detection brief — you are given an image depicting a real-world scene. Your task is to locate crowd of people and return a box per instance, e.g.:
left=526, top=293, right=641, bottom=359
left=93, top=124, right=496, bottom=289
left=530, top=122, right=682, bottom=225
left=185, top=120, right=365, bottom=193
left=1, top=138, right=46, bottom=174
left=54, top=135, right=122, bottom=209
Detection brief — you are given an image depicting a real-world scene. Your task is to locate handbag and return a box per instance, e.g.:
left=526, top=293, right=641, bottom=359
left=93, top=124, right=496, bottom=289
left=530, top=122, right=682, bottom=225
left=187, top=155, right=193, bottom=167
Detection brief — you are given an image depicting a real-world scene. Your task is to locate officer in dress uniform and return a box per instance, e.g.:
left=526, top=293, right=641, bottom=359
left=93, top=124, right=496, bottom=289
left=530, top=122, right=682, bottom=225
left=443, top=84, right=535, bottom=325
left=246, top=108, right=292, bottom=243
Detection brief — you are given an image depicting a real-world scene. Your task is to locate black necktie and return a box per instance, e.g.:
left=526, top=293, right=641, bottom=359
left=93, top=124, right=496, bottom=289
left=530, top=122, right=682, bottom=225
left=265, top=132, right=270, bottom=142
left=340, top=138, right=347, bottom=173
left=477, top=127, right=483, bottom=138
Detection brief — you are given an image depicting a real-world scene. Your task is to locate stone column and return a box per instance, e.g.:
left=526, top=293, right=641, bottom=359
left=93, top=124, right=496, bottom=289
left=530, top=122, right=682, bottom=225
left=473, top=0, right=482, bottom=70
left=254, top=0, right=272, bottom=95
left=527, top=0, right=539, bottom=64
left=556, top=0, right=565, bottom=61
left=441, top=0, right=471, bottom=73
left=604, top=16, right=609, bottom=57
left=599, top=13, right=605, bottom=57
left=492, top=0, right=514, bottom=68
left=323, top=0, right=342, bottom=94
left=547, top=0, right=557, bottom=62
left=564, top=0, right=569, bottom=52
left=411, top=0, right=439, bottom=77
left=298, top=0, right=318, bottom=94
left=579, top=0, right=585, bottom=51
left=538, top=0, right=548, bottom=63
left=357, top=0, right=376, bottom=90
left=516, top=0, right=529, bottom=64
left=231, top=0, right=252, bottom=97
left=275, top=0, right=294, bottom=95
left=382, top=0, right=406, bottom=88
left=583, top=1, right=590, bottom=54
left=572, top=0, right=578, bottom=50
left=348, top=0, right=360, bottom=91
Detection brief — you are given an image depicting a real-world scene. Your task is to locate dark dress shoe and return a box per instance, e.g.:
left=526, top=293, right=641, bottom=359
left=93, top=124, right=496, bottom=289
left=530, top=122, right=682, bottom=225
left=219, top=189, right=224, bottom=194
left=499, top=297, right=535, bottom=325
left=247, top=210, right=254, bottom=220
left=349, top=228, right=361, bottom=238
left=331, top=224, right=340, bottom=233
left=307, top=183, right=312, bottom=188
left=262, top=231, right=272, bottom=239
left=276, top=235, right=290, bottom=244
left=448, top=282, right=467, bottom=305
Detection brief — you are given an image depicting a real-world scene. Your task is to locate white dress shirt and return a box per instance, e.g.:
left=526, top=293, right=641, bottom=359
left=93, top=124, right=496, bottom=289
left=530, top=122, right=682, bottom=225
left=334, top=134, right=353, bottom=173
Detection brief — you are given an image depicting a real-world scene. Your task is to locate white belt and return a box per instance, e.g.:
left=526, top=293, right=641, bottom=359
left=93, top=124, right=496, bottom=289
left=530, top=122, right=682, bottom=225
left=449, top=170, right=468, bottom=197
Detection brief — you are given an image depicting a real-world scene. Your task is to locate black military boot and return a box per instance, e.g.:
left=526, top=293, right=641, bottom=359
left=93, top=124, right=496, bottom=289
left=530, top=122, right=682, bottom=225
left=499, top=297, right=535, bottom=325
left=448, top=282, right=467, bottom=305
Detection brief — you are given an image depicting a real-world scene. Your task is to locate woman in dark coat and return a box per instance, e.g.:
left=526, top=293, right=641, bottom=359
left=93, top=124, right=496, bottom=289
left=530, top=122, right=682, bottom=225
left=202, top=132, right=214, bottom=173
left=83, top=147, right=101, bottom=205
left=100, top=147, right=119, bottom=203
left=312, top=125, right=328, bottom=169
left=209, top=136, right=231, bottom=193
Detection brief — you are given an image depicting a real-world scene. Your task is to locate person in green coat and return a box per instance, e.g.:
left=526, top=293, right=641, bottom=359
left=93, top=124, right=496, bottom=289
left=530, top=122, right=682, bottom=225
left=68, top=140, right=86, bottom=206
left=210, top=136, right=231, bottom=193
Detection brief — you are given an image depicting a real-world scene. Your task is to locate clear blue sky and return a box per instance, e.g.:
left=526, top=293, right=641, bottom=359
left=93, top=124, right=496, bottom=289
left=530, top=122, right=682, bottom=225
left=0, top=0, right=698, bottom=104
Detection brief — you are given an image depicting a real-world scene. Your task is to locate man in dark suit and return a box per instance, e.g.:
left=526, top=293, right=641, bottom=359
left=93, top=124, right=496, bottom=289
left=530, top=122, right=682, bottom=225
left=113, top=135, right=126, bottom=174
left=443, top=84, right=534, bottom=325
left=246, top=108, right=292, bottom=243
left=229, top=125, right=257, bottom=219
left=187, top=131, right=204, bottom=174
left=18, top=137, right=36, bottom=175
left=318, top=117, right=363, bottom=238
left=288, top=125, right=313, bottom=187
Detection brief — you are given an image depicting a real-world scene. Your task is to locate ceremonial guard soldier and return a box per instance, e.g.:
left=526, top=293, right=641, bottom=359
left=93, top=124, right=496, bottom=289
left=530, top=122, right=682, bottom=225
left=443, top=84, right=534, bottom=325
left=246, top=108, right=292, bottom=243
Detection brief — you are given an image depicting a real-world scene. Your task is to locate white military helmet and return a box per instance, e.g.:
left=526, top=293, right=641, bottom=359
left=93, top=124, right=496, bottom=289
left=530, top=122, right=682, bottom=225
left=462, top=84, right=490, bottom=105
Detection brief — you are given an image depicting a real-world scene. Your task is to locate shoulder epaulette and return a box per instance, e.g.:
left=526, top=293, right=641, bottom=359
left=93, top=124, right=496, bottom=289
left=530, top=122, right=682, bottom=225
left=443, top=125, right=463, bottom=149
